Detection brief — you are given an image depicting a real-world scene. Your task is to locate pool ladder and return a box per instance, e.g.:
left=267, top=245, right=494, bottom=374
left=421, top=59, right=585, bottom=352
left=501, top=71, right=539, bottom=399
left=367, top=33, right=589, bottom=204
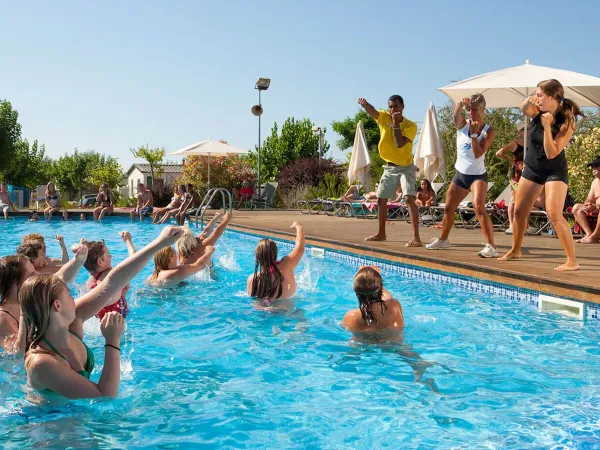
left=194, top=188, right=233, bottom=230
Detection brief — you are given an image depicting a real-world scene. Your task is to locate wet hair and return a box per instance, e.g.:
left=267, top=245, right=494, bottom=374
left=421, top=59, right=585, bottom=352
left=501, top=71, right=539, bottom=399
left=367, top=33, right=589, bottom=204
left=353, top=267, right=387, bottom=324
left=22, top=233, right=44, bottom=245
left=388, top=95, right=404, bottom=107
left=176, top=228, right=200, bottom=263
left=150, top=247, right=176, bottom=282
left=251, top=239, right=283, bottom=300
left=84, top=241, right=107, bottom=272
left=45, top=183, right=56, bottom=198
left=537, top=79, right=585, bottom=136
left=470, top=93, right=486, bottom=110
left=17, top=242, right=43, bottom=262
left=417, top=179, right=434, bottom=193
left=20, top=274, right=66, bottom=353
left=0, top=255, right=28, bottom=303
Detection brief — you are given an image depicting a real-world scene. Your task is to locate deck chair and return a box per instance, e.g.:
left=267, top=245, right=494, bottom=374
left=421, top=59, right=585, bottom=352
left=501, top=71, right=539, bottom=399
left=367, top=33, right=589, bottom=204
left=252, top=182, right=277, bottom=210
left=430, top=190, right=474, bottom=226
left=457, top=182, right=496, bottom=229
left=35, top=184, right=47, bottom=210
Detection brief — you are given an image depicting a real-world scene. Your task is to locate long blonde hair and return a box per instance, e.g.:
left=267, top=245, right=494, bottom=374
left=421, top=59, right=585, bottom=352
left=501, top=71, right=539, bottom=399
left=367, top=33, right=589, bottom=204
left=45, top=183, right=56, bottom=198
left=150, top=247, right=176, bottom=282
left=176, top=228, right=199, bottom=263
left=19, top=274, right=66, bottom=353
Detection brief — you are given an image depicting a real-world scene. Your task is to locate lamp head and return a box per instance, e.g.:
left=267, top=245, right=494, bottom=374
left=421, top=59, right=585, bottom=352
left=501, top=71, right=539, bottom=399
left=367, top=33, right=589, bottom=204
left=255, top=78, right=271, bottom=91
left=251, top=105, right=263, bottom=116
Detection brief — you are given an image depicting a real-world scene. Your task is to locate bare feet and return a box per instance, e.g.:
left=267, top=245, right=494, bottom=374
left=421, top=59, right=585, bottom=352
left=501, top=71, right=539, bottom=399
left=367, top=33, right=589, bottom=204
left=365, top=234, right=386, bottom=242
left=405, top=239, right=423, bottom=247
left=555, top=261, right=580, bottom=271
left=577, top=234, right=600, bottom=244
left=497, top=250, right=521, bottom=261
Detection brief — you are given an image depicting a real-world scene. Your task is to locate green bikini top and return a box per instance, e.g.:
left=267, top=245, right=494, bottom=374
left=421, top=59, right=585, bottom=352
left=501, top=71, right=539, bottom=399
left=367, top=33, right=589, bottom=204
left=42, top=330, right=95, bottom=380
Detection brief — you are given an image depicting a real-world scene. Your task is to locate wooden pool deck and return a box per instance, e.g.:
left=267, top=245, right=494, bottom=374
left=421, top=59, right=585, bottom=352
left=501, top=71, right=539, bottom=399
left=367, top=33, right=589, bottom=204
left=222, top=210, right=600, bottom=304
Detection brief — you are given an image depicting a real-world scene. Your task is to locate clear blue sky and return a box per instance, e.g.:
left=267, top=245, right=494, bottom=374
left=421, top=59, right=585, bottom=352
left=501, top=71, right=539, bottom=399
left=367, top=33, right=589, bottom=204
left=2, top=0, right=599, bottom=169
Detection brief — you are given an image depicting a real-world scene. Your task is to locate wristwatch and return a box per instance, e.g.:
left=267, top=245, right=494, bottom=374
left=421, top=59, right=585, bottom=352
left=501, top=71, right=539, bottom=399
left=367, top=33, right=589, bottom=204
left=470, top=133, right=479, bottom=139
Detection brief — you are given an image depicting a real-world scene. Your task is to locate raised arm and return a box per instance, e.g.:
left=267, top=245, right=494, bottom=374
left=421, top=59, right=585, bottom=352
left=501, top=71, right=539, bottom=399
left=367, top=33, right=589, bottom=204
left=160, top=246, right=215, bottom=284
left=199, top=212, right=222, bottom=239
left=470, top=125, right=496, bottom=159
left=541, top=113, right=574, bottom=160
left=119, top=231, right=136, bottom=257
left=454, top=98, right=469, bottom=130
left=284, top=221, right=305, bottom=267
left=495, top=141, right=518, bottom=162
left=55, top=243, right=88, bottom=285
left=203, top=211, right=232, bottom=246
left=56, top=235, right=69, bottom=264
left=72, top=226, right=183, bottom=326
left=357, top=98, right=380, bottom=121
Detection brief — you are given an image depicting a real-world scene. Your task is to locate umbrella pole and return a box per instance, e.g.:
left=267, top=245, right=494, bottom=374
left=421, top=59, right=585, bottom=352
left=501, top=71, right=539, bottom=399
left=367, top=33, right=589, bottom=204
left=208, top=156, right=211, bottom=190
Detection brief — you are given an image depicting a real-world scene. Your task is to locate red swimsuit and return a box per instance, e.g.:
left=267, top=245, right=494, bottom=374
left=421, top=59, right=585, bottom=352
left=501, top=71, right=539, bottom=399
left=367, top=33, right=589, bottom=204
left=90, top=269, right=129, bottom=319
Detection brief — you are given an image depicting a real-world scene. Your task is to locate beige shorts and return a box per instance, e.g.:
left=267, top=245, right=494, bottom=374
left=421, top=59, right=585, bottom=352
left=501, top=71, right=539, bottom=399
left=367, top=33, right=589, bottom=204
left=376, top=164, right=417, bottom=199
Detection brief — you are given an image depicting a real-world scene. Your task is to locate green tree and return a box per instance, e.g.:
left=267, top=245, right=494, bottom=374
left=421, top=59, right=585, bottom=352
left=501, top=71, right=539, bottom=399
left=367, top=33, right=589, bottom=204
left=130, top=145, right=165, bottom=186
left=3, top=139, right=53, bottom=188
left=565, top=126, right=600, bottom=202
left=87, top=153, right=125, bottom=195
left=0, top=100, right=23, bottom=178
left=246, top=117, right=330, bottom=181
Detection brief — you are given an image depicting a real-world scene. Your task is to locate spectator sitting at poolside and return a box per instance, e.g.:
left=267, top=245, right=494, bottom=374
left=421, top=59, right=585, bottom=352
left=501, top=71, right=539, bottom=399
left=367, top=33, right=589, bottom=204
left=177, top=212, right=231, bottom=268
left=0, top=182, right=17, bottom=220
left=247, top=221, right=305, bottom=311
left=21, top=233, right=69, bottom=266
left=342, top=266, right=404, bottom=341
left=130, top=182, right=154, bottom=222
left=415, top=179, right=436, bottom=207
left=93, top=183, right=114, bottom=221
left=146, top=245, right=215, bottom=287
left=176, top=183, right=202, bottom=225
left=44, top=182, right=60, bottom=220
left=153, top=185, right=185, bottom=224
left=234, top=179, right=255, bottom=209
left=573, top=156, right=600, bottom=244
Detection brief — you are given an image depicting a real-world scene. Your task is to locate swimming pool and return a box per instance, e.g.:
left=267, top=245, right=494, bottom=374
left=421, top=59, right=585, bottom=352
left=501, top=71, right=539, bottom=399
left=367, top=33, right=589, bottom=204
left=1, top=218, right=600, bottom=449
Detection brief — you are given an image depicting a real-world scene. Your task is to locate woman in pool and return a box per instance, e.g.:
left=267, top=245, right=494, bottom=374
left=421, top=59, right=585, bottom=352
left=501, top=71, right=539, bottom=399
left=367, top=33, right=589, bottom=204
left=146, top=245, right=215, bottom=287
left=499, top=79, right=584, bottom=271
left=0, top=243, right=88, bottom=353
left=342, top=266, right=404, bottom=340
left=20, top=226, right=183, bottom=398
left=415, top=179, right=436, bottom=207
left=44, top=182, right=60, bottom=220
left=21, top=233, right=69, bottom=267
left=93, top=183, right=114, bottom=221
left=177, top=211, right=231, bottom=266
left=152, top=185, right=185, bottom=224
left=247, top=221, right=305, bottom=309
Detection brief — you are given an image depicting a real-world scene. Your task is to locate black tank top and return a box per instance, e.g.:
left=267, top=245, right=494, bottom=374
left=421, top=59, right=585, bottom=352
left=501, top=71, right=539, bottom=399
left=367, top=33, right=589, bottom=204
left=524, top=112, right=568, bottom=172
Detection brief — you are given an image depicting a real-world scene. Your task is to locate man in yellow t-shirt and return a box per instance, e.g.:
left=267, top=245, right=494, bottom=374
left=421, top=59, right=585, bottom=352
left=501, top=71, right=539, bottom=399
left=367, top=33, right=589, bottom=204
left=357, top=95, right=421, bottom=246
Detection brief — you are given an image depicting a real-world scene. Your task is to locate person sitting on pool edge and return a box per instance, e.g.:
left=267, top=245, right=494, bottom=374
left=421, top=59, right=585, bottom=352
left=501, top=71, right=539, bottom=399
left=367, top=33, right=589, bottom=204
left=176, top=183, right=202, bottom=225
left=83, top=231, right=137, bottom=320
left=130, top=182, right=154, bottom=223
left=177, top=211, right=232, bottom=267
left=0, top=182, right=17, bottom=220
left=342, top=266, right=404, bottom=341
left=20, top=226, right=184, bottom=398
left=146, top=245, right=215, bottom=287
left=247, top=221, right=305, bottom=310
left=0, top=243, right=89, bottom=353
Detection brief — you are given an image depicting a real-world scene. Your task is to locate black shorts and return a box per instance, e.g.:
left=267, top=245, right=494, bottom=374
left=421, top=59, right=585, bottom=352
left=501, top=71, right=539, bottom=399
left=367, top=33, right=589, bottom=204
left=521, top=165, right=568, bottom=185
left=452, top=171, right=488, bottom=190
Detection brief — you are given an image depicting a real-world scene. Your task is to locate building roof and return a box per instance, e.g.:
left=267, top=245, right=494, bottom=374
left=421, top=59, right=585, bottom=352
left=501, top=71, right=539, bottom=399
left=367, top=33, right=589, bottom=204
left=126, top=163, right=183, bottom=176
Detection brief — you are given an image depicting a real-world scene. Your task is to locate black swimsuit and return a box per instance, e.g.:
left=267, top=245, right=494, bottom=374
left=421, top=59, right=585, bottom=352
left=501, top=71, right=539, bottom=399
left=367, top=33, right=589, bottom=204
left=0, top=308, right=19, bottom=326
left=522, top=112, right=568, bottom=185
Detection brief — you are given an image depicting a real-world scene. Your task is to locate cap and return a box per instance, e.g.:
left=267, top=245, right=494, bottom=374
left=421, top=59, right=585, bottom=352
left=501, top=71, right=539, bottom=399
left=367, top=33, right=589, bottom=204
left=588, top=155, right=600, bottom=168
left=516, top=121, right=525, bottom=132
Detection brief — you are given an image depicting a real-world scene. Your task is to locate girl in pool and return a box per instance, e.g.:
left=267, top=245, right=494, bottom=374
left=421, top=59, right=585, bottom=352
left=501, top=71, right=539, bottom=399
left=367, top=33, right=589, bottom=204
left=146, top=245, right=215, bottom=287
left=342, top=266, right=404, bottom=341
left=0, top=243, right=88, bottom=353
left=21, top=233, right=69, bottom=267
left=247, top=221, right=305, bottom=310
left=177, top=211, right=232, bottom=267
left=20, top=226, right=184, bottom=398
left=93, top=183, right=114, bottom=221
left=44, top=182, right=60, bottom=220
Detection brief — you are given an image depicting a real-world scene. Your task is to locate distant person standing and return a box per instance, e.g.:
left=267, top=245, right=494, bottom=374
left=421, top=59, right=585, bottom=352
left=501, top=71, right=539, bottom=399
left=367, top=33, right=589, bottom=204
left=130, top=183, right=154, bottom=222
left=357, top=96, right=420, bottom=246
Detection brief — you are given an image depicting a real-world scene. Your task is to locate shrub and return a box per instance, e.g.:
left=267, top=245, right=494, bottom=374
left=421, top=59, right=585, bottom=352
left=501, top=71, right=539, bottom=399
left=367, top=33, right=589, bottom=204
left=277, top=157, right=345, bottom=198
left=181, top=156, right=253, bottom=192
left=152, top=179, right=176, bottom=207
left=565, top=126, right=600, bottom=202
left=278, top=184, right=310, bottom=209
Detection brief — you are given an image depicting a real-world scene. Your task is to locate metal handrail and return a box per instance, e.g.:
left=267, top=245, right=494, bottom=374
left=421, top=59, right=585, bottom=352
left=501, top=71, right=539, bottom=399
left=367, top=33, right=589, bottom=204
left=194, top=188, right=232, bottom=230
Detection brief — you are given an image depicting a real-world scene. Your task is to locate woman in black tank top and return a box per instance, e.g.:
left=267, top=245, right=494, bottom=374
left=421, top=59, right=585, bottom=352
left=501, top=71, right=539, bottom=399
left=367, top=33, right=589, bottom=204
left=498, top=79, right=584, bottom=271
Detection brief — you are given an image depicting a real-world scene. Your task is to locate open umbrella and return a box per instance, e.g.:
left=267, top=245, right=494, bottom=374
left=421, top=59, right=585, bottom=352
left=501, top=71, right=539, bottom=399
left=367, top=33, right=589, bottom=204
left=347, top=121, right=371, bottom=190
left=172, top=140, right=249, bottom=188
left=438, top=60, right=600, bottom=154
left=414, top=103, right=446, bottom=182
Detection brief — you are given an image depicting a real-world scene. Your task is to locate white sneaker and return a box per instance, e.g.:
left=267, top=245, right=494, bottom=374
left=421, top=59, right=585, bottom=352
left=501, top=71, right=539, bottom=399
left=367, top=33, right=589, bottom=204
left=426, top=238, right=450, bottom=250
left=478, top=244, right=499, bottom=258
left=504, top=226, right=513, bottom=235
left=526, top=226, right=539, bottom=235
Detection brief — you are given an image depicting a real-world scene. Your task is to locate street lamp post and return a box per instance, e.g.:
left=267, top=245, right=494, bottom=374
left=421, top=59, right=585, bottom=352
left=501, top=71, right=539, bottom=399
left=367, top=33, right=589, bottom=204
left=312, top=126, right=324, bottom=166
left=252, top=78, right=270, bottom=197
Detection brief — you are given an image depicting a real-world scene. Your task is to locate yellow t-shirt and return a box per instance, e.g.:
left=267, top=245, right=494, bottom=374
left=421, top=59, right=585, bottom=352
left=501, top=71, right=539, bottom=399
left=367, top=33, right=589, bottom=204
left=376, top=110, right=418, bottom=166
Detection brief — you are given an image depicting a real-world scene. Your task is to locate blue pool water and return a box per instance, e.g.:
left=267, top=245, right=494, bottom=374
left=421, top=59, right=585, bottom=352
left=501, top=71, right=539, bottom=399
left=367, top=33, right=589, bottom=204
left=1, top=218, right=600, bottom=449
